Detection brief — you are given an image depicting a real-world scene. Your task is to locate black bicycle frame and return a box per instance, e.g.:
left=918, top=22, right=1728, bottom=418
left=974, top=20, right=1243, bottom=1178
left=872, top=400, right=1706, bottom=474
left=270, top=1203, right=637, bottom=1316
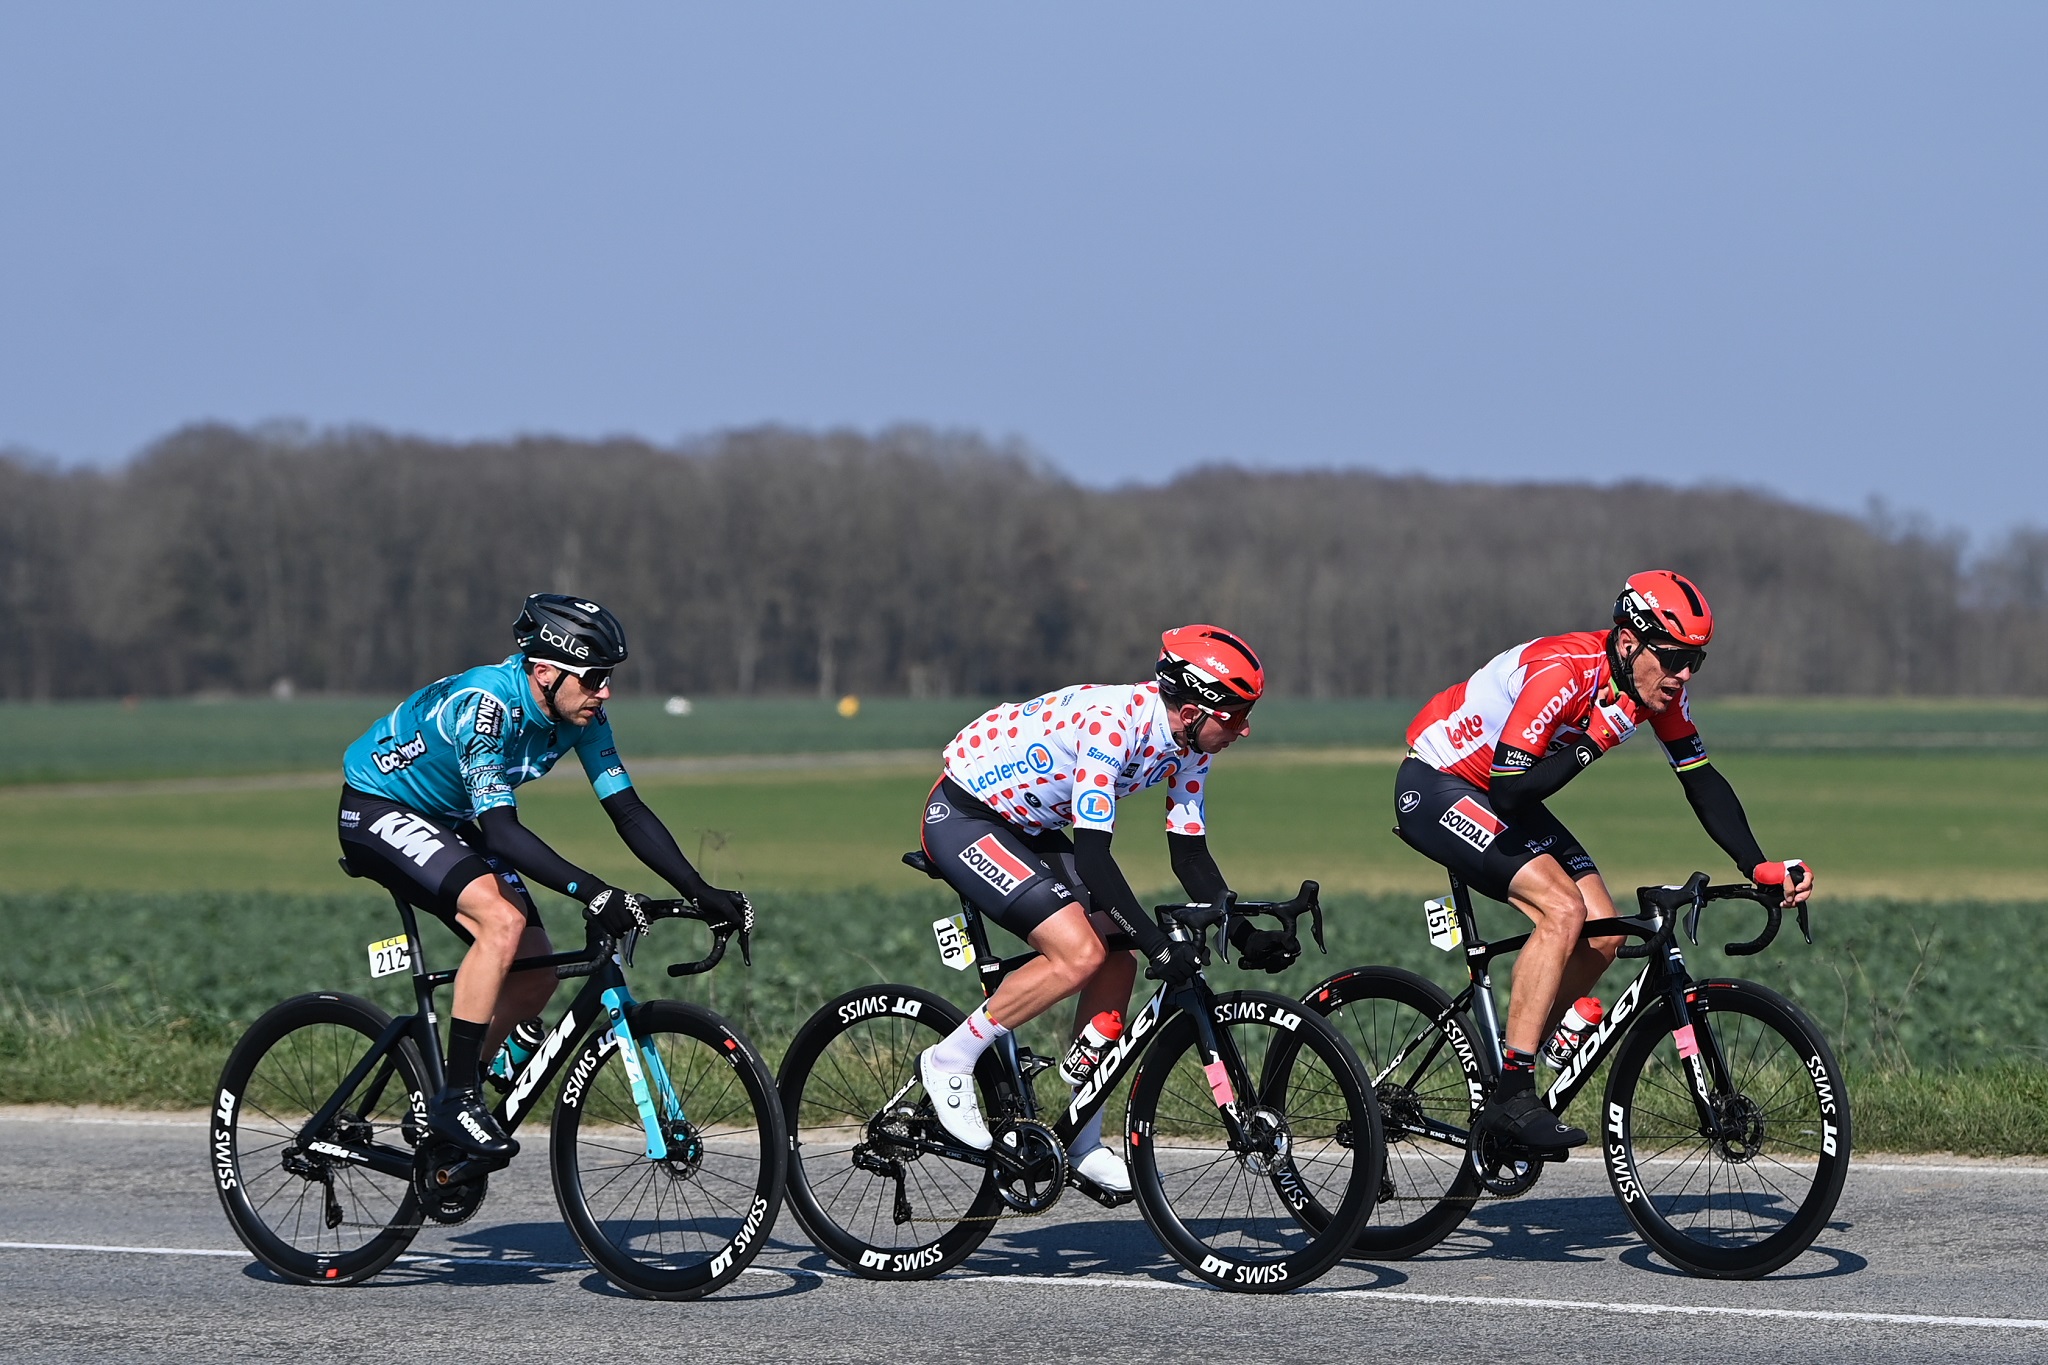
left=1409, top=870, right=1771, bottom=1143
left=934, top=888, right=1267, bottom=1163
left=291, top=888, right=701, bottom=1177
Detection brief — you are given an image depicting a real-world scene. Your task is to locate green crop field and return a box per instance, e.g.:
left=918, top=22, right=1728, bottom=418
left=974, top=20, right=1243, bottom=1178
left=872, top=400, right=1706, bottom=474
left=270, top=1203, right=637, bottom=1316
left=1, top=694, right=2043, bottom=1147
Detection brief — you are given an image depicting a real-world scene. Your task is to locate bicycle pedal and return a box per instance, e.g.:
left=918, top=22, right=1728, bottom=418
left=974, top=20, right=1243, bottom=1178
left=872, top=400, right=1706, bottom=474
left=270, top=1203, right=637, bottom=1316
left=1014, top=1048, right=1057, bottom=1078
left=1068, top=1172, right=1135, bottom=1210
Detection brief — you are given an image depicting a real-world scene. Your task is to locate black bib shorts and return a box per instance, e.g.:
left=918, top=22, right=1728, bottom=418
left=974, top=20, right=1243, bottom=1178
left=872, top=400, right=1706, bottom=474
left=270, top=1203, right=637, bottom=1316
left=918, top=777, right=1090, bottom=940
left=338, top=786, right=543, bottom=942
left=1393, top=757, right=1597, bottom=904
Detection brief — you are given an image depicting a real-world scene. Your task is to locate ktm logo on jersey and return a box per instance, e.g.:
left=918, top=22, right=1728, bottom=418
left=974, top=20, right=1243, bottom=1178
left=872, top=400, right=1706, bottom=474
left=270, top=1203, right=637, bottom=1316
left=1446, top=715, right=1485, bottom=748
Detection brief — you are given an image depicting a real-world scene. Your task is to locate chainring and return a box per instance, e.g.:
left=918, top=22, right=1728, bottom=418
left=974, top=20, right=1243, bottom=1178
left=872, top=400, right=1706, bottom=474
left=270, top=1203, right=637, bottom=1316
left=413, top=1144, right=492, bottom=1226
left=1467, top=1127, right=1544, bottom=1198
left=991, top=1119, right=1068, bottom=1213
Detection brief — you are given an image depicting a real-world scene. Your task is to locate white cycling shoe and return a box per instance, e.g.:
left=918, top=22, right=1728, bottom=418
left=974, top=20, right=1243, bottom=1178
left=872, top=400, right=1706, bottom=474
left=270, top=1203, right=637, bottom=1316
left=919, top=1047, right=992, bottom=1151
left=1071, top=1143, right=1131, bottom=1193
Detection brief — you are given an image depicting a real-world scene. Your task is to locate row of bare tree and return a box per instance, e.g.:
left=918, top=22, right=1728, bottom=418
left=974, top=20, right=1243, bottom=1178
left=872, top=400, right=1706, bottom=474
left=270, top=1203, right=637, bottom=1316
left=3, top=423, right=2043, bottom=700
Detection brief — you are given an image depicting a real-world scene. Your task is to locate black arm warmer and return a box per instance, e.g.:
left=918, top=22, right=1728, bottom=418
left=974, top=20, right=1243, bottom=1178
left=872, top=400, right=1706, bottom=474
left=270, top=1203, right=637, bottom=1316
left=1675, top=763, right=1767, bottom=877
left=1488, top=739, right=1603, bottom=821
left=1167, top=833, right=1228, bottom=905
left=1073, top=828, right=1170, bottom=957
left=600, top=789, right=710, bottom=899
left=474, top=805, right=601, bottom=901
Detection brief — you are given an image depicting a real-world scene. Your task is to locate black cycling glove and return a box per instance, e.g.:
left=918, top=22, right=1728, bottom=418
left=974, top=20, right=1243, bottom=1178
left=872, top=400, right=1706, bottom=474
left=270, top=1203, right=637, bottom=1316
left=1145, top=937, right=1203, bottom=988
left=693, top=886, right=753, bottom=935
left=1230, top=921, right=1301, bottom=974
left=583, top=884, right=653, bottom=937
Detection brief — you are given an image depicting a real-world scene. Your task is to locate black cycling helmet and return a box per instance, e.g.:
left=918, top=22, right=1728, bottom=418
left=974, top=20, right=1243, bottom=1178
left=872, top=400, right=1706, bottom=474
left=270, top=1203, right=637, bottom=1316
left=515, top=593, right=629, bottom=670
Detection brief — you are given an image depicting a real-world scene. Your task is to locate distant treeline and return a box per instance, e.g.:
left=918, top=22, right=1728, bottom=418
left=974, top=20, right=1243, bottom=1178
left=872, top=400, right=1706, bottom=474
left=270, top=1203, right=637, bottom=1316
left=4, top=423, right=2045, bottom=701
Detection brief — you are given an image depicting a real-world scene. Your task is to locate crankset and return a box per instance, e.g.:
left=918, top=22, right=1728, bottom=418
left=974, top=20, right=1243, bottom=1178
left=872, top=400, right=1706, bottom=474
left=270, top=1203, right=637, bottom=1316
left=413, top=1142, right=496, bottom=1226
left=990, top=1119, right=1067, bottom=1213
left=1467, top=1127, right=1551, bottom=1198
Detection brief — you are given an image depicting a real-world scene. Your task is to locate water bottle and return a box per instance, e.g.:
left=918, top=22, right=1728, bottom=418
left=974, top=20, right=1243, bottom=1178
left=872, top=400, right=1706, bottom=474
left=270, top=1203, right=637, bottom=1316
left=1059, top=1010, right=1125, bottom=1085
left=485, top=1016, right=547, bottom=1090
left=1540, top=997, right=1604, bottom=1069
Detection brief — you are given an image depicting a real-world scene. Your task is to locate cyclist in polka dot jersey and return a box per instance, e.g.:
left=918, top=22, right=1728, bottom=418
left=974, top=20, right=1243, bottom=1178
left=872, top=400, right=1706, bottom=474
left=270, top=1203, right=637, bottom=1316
left=915, top=626, right=1298, bottom=1194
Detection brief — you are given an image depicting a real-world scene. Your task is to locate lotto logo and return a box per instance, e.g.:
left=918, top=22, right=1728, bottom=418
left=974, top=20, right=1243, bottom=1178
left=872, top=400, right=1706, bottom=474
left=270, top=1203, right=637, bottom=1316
left=959, top=836, right=1035, bottom=897
left=1445, top=715, right=1485, bottom=748
left=1439, top=797, right=1504, bottom=852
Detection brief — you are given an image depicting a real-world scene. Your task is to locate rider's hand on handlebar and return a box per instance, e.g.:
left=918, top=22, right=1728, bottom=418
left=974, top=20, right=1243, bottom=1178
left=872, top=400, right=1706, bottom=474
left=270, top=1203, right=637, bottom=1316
left=692, top=886, right=753, bottom=935
left=1753, top=858, right=1814, bottom=908
left=1229, top=920, right=1301, bottom=974
left=1145, top=939, right=1202, bottom=988
left=583, top=885, right=654, bottom=937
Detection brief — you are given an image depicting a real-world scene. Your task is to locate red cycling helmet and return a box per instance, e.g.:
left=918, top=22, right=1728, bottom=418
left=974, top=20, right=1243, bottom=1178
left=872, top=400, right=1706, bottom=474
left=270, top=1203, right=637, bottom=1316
left=1157, top=625, right=1265, bottom=720
left=1613, top=571, right=1714, bottom=647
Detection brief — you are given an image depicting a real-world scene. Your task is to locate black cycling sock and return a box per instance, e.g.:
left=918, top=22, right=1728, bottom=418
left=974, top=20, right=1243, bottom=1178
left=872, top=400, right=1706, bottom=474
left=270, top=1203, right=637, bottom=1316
left=1498, top=1048, right=1536, bottom=1095
left=446, top=1017, right=490, bottom=1090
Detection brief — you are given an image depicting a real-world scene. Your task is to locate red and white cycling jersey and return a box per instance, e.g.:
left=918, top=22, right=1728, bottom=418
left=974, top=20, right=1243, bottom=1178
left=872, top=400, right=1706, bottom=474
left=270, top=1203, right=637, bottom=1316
left=942, top=682, right=1210, bottom=836
left=1406, top=631, right=1706, bottom=788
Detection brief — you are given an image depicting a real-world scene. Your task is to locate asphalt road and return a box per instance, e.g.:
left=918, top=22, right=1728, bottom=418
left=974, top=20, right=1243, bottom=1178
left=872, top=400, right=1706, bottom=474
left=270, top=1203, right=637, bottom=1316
left=2, top=1109, right=2042, bottom=1364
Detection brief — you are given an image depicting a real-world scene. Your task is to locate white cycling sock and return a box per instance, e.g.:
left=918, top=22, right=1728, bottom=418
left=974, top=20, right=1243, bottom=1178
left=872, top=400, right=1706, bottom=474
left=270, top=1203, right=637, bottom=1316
left=927, top=1004, right=1009, bottom=1074
left=1069, top=1100, right=1107, bottom=1155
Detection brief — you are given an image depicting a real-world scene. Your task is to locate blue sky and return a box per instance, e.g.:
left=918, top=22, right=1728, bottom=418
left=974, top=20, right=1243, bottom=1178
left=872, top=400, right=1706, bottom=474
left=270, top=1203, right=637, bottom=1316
left=2, top=5, right=2042, bottom=542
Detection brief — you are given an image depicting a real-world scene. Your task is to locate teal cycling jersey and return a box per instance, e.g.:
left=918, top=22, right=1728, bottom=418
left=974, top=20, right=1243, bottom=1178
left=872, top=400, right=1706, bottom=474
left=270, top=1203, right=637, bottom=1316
left=342, top=654, right=633, bottom=822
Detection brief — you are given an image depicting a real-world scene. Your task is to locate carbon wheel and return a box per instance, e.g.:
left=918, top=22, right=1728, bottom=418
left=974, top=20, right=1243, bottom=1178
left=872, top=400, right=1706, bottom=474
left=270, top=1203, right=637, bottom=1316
left=551, top=999, right=786, bottom=1300
left=212, top=993, right=426, bottom=1285
left=777, top=985, right=1007, bottom=1279
left=1303, top=966, right=1484, bottom=1258
left=1603, top=979, right=1851, bottom=1279
left=1127, top=990, right=1384, bottom=1292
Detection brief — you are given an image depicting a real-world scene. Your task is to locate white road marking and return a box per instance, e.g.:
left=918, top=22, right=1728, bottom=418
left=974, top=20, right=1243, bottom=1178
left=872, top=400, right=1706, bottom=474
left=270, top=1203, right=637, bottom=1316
left=2, top=1242, right=2040, bottom=1331
left=963, top=1273, right=2048, bottom=1330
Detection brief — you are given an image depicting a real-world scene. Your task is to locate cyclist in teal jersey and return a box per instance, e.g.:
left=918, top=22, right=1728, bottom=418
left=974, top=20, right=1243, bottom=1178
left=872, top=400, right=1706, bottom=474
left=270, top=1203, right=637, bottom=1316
left=339, top=594, right=750, bottom=1160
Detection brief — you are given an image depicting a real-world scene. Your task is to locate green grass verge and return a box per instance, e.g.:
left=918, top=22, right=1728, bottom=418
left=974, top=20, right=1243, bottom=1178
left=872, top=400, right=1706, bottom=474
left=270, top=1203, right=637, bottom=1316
left=6, top=693, right=2046, bottom=787
left=5, top=888, right=2042, bottom=1153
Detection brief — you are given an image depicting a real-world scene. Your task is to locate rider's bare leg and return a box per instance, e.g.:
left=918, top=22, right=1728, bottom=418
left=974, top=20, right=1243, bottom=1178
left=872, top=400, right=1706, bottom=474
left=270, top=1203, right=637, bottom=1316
left=1546, top=872, right=1621, bottom=1036
left=1503, top=855, right=1592, bottom=1056
left=485, top=924, right=558, bottom=1058
left=980, top=903, right=1108, bottom=1030
left=451, top=874, right=529, bottom=1027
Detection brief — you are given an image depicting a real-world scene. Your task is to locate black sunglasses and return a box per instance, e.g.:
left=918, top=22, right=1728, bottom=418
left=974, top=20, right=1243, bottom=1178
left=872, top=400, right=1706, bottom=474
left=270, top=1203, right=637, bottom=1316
left=1647, top=643, right=1706, bottom=675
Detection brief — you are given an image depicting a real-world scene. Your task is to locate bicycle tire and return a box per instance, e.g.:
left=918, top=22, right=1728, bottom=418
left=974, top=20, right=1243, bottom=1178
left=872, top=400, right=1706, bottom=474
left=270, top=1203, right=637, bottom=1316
left=551, top=999, right=787, bottom=1300
left=212, top=992, right=427, bottom=1285
left=1302, top=966, right=1484, bottom=1258
left=1127, top=990, right=1384, bottom=1292
left=1603, top=978, right=1852, bottom=1279
left=777, top=984, right=1006, bottom=1280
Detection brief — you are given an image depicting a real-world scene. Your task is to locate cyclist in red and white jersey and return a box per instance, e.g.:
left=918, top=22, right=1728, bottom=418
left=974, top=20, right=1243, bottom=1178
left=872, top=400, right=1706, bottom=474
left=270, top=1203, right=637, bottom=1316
left=1397, top=571, right=1815, bottom=1151
left=915, top=626, right=1296, bottom=1192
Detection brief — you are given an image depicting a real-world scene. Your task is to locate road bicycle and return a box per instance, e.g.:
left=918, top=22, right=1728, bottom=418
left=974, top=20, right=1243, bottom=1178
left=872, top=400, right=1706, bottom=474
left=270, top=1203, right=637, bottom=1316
left=775, top=851, right=1386, bottom=1293
left=211, top=863, right=785, bottom=1299
left=1305, top=860, right=1850, bottom=1279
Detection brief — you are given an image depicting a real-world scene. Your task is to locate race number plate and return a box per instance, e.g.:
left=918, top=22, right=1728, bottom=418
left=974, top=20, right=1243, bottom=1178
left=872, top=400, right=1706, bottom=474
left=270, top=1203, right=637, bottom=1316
left=367, top=934, right=412, bottom=978
left=931, top=914, right=976, bottom=971
left=1424, top=899, right=1462, bottom=952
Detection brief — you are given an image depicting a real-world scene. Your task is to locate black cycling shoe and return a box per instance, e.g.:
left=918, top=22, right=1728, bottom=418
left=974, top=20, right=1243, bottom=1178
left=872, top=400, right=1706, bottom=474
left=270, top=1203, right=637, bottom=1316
left=1476, top=1087, right=1586, bottom=1152
left=424, top=1086, right=519, bottom=1161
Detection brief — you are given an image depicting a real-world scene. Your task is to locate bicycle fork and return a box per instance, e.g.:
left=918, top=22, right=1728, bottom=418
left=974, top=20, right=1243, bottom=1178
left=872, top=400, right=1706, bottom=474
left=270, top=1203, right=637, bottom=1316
left=599, top=987, right=688, bottom=1162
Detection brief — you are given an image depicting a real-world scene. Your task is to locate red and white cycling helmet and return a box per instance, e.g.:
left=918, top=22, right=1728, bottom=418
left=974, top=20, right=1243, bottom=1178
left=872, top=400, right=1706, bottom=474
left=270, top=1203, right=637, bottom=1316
left=1157, top=625, right=1265, bottom=721
left=1613, top=571, right=1714, bottom=647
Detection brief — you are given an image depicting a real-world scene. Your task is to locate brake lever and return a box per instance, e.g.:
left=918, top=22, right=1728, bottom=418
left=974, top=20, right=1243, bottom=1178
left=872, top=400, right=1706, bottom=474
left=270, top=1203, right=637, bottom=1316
left=1797, top=899, right=1814, bottom=946
left=737, top=893, right=755, bottom=967
left=1301, top=880, right=1325, bottom=954
left=1217, top=889, right=1239, bottom=965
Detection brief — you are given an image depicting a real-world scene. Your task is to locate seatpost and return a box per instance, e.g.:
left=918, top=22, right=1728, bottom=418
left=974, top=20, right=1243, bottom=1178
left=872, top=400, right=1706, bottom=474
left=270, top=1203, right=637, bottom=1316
left=387, top=888, right=447, bottom=1092
left=1448, top=872, right=1507, bottom=1079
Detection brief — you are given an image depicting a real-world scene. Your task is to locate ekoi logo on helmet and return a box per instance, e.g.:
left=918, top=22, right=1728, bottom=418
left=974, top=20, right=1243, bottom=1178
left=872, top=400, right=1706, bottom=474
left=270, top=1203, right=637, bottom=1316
left=1613, top=572, right=1713, bottom=647
left=1157, top=625, right=1264, bottom=718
